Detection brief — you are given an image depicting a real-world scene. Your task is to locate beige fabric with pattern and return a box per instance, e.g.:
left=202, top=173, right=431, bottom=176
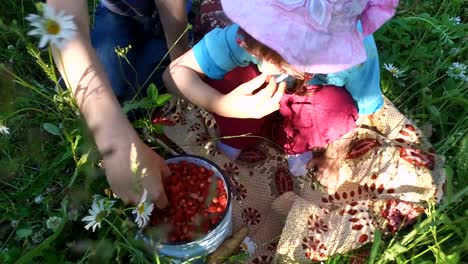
left=155, top=97, right=445, bottom=263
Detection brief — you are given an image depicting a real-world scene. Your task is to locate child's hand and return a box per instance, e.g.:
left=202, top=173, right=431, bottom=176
left=215, top=73, right=286, bottom=119
left=103, top=136, right=170, bottom=208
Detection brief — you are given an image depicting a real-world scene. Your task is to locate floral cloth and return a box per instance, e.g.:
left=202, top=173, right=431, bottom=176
left=154, top=96, right=445, bottom=263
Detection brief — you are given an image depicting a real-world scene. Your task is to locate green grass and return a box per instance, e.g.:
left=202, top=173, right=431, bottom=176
left=0, top=0, right=467, bottom=263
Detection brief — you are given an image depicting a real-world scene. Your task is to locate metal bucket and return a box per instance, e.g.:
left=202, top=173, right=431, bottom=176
left=142, top=155, right=233, bottom=261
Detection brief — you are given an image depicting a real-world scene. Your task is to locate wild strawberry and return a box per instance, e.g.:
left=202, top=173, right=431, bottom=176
left=150, top=160, right=228, bottom=243
left=207, top=205, right=218, bottom=213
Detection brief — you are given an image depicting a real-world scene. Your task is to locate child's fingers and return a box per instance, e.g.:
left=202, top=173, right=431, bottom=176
left=256, top=76, right=279, bottom=98
left=161, top=162, right=171, bottom=179
left=260, top=81, right=286, bottom=116
left=250, top=81, right=285, bottom=117
left=237, top=73, right=268, bottom=94
left=270, top=81, right=286, bottom=103
left=153, top=190, right=169, bottom=209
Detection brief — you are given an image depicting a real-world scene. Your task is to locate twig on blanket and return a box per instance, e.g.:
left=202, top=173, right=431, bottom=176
left=207, top=226, right=250, bottom=264
left=207, top=133, right=287, bottom=154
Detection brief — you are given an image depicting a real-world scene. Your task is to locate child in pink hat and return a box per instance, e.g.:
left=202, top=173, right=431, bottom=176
left=163, top=0, right=399, bottom=176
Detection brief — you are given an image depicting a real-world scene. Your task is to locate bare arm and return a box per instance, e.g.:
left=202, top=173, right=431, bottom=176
left=163, top=50, right=223, bottom=112
left=163, top=50, right=286, bottom=119
left=154, top=0, right=189, bottom=60
left=46, top=0, right=169, bottom=207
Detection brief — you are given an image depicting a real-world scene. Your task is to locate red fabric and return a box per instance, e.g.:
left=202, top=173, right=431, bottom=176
left=204, top=65, right=267, bottom=149
left=279, top=85, right=358, bottom=154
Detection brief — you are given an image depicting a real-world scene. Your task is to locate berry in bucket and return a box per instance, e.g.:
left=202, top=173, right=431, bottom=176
left=149, top=156, right=231, bottom=247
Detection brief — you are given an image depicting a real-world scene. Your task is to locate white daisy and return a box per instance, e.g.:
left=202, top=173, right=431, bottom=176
left=383, top=63, right=404, bottom=78
left=26, top=4, right=77, bottom=49
left=0, top=125, right=10, bottom=135
left=46, top=216, right=63, bottom=231
left=33, top=195, right=44, bottom=204
left=132, top=189, right=154, bottom=228
left=449, top=16, right=461, bottom=25
left=447, top=62, right=467, bottom=80
left=81, top=198, right=109, bottom=232
left=240, top=236, right=258, bottom=256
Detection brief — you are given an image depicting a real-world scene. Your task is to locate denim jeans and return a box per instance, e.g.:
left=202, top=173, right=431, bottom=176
left=90, top=5, right=176, bottom=104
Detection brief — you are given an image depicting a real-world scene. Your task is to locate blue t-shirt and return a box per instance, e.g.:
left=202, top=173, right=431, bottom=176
left=192, top=24, right=383, bottom=114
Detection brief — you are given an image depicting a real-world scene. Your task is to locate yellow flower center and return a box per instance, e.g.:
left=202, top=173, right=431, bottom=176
left=44, top=19, right=61, bottom=35
left=138, top=204, right=145, bottom=214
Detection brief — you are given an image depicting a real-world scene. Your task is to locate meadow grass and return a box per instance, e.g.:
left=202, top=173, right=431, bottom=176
left=0, top=0, right=467, bottom=263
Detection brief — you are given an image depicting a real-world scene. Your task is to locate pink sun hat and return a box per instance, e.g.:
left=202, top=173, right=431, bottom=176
left=220, top=0, right=399, bottom=74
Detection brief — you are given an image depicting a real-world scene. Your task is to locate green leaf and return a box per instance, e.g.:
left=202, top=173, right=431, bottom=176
left=15, top=228, right=33, bottom=240
left=427, top=105, right=440, bottom=119
left=151, top=124, right=165, bottom=134
left=132, top=119, right=148, bottom=129
left=444, top=166, right=454, bottom=201
left=43, top=123, right=61, bottom=136
left=155, top=93, right=172, bottom=106
left=434, top=250, right=459, bottom=264
left=147, top=83, right=158, bottom=101
left=378, top=242, right=409, bottom=263
left=77, top=152, right=89, bottom=167
left=122, top=98, right=153, bottom=113
left=368, top=229, right=382, bottom=264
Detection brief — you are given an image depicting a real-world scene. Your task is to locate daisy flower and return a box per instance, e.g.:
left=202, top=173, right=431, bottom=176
left=26, top=4, right=77, bottom=49
left=240, top=236, right=258, bottom=256
left=447, top=62, right=467, bottom=80
left=383, top=63, right=404, bottom=78
left=132, top=189, right=154, bottom=228
left=81, top=198, right=109, bottom=232
left=449, top=16, right=461, bottom=25
left=0, top=125, right=10, bottom=135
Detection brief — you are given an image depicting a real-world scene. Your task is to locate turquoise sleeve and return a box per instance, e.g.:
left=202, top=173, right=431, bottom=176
left=192, top=24, right=254, bottom=79
left=312, top=22, right=384, bottom=114
left=344, top=34, right=384, bottom=114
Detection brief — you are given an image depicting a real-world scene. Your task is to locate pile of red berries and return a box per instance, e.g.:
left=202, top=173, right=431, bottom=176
left=150, top=160, right=228, bottom=243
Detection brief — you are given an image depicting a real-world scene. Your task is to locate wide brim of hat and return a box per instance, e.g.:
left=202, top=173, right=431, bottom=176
left=221, top=0, right=367, bottom=74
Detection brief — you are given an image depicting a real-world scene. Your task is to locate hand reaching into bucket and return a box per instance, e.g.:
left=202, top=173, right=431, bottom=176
left=103, top=136, right=170, bottom=209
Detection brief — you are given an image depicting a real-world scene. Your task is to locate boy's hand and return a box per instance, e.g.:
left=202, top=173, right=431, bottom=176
left=103, top=137, right=169, bottom=208
left=216, top=74, right=286, bottom=119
